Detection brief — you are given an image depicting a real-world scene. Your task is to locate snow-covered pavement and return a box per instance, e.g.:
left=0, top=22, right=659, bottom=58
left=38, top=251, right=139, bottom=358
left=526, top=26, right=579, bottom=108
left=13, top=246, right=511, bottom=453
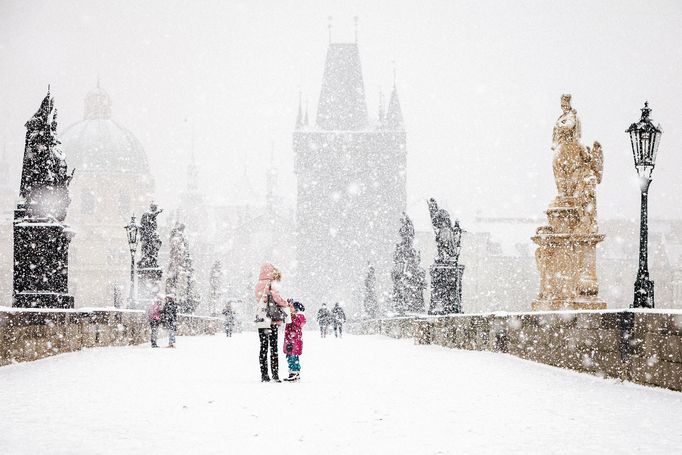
left=1, top=333, right=681, bottom=454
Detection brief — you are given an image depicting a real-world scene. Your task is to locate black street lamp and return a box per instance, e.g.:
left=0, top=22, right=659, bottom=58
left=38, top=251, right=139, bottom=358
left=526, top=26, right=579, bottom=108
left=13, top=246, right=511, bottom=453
left=626, top=102, right=663, bottom=309
left=124, top=215, right=140, bottom=309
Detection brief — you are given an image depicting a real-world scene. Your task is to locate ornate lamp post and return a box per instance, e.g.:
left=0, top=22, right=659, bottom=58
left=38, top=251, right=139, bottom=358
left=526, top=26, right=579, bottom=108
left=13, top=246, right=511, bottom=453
left=124, top=215, right=140, bottom=309
left=626, top=102, right=663, bottom=308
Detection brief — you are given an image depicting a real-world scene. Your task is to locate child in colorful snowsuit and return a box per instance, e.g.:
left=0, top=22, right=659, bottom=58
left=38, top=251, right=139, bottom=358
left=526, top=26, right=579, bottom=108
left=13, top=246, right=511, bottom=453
left=284, top=301, right=306, bottom=381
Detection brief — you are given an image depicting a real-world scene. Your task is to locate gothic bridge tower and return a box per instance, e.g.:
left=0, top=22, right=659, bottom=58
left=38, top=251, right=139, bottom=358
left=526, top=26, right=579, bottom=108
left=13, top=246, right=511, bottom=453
left=293, top=32, right=407, bottom=310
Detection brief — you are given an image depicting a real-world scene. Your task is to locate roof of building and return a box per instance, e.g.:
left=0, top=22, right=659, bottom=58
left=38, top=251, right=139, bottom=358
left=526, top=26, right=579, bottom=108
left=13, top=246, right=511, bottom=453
left=60, top=85, right=151, bottom=175
left=316, top=43, right=368, bottom=131
left=385, top=85, right=403, bottom=130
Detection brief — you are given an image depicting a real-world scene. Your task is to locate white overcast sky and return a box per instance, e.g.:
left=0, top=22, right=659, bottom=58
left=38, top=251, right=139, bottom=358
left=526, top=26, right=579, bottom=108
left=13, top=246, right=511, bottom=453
left=1, top=0, right=681, bottom=230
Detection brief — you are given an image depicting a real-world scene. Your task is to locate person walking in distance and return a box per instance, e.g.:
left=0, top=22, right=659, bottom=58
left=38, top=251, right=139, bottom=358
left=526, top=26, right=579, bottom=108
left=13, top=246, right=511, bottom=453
left=332, top=302, right=346, bottom=338
left=222, top=301, right=235, bottom=337
left=254, top=262, right=289, bottom=382
left=162, top=294, right=178, bottom=348
left=317, top=303, right=331, bottom=338
left=146, top=294, right=162, bottom=348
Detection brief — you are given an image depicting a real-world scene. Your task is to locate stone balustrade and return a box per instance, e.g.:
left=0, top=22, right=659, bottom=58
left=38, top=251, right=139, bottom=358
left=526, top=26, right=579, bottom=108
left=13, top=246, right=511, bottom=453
left=0, top=308, right=222, bottom=366
left=348, top=310, right=682, bottom=392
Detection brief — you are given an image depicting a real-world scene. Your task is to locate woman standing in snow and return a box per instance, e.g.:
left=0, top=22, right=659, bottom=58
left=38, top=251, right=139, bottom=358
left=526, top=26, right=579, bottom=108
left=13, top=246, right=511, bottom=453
left=254, top=262, right=289, bottom=382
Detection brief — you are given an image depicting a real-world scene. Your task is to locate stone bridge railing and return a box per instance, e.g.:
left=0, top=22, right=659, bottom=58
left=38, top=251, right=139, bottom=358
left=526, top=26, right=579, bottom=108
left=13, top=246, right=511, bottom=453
left=348, top=310, right=682, bottom=392
left=0, top=308, right=222, bottom=366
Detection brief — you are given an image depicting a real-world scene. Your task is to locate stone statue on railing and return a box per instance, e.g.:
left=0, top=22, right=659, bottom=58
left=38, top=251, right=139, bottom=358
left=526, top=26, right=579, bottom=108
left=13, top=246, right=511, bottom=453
left=550, top=94, right=603, bottom=232
left=14, top=88, right=75, bottom=308
left=136, top=202, right=164, bottom=308
left=427, top=198, right=464, bottom=314
left=428, top=198, right=461, bottom=264
left=138, top=202, right=164, bottom=269
left=532, top=94, right=605, bottom=311
left=19, top=88, right=74, bottom=222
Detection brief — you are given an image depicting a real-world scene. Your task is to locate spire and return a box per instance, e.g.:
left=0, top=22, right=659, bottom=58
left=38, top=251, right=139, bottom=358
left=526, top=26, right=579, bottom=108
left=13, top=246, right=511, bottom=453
left=354, top=16, right=359, bottom=44
left=378, top=89, right=385, bottom=126
left=187, top=131, right=198, bottom=193
left=328, top=16, right=333, bottom=44
left=316, top=37, right=368, bottom=130
left=295, top=90, right=303, bottom=129
left=392, top=60, right=397, bottom=89
left=304, top=99, right=309, bottom=126
left=0, top=143, right=8, bottom=183
left=386, top=65, right=403, bottom=130
left=84, top=80, right=112, bottom=120
left=266, top=142, right=277, bottom=215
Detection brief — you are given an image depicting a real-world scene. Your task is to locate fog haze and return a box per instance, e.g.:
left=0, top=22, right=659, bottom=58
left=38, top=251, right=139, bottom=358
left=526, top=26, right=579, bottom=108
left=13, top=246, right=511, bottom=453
left=1, top=0, right=681, bottom=230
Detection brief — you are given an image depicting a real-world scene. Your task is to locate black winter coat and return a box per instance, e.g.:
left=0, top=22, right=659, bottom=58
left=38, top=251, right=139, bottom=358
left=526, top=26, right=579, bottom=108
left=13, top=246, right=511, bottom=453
left=162, top=300, right=178, bottom=329
left=332, top=306, right=346, bottom=324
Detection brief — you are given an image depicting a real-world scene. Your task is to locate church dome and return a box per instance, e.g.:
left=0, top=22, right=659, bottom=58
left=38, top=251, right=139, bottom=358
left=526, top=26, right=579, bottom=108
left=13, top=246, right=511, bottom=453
left=60, top=84, right=151, bottom=175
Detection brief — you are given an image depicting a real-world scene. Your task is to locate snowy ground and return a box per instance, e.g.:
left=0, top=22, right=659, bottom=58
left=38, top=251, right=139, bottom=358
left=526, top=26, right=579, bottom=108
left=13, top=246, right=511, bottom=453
left=1, top=333, right=681, bottom=454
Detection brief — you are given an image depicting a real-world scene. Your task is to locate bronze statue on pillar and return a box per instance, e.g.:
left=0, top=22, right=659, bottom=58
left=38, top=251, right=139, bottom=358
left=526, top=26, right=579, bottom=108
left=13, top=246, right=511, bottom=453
left=13, top=88, right=75, bottom=308
left=136, top=202, right=164, bottom=308
left=532, top=94, right=606, bottom=310
left=427, top=198, right=464, bottom=314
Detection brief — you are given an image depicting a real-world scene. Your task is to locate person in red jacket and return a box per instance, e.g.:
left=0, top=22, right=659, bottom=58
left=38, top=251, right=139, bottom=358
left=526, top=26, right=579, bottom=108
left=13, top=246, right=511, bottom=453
left=146, top=294, right=162, bottom=348
left=283, top=301, right=306, bottom=382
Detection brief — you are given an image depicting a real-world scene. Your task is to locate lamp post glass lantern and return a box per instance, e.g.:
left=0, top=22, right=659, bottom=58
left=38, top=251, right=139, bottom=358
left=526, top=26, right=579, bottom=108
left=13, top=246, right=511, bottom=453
left=124, top=215, right=139, bottom=309
left=627, top=102, right=662, bottom=309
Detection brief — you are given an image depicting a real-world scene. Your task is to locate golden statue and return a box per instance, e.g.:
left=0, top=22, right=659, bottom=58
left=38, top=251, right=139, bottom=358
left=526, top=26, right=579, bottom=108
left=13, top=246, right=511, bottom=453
left=550, top=94, right=603, bottom=232
left=577, top=141, right=603, bottom=233
left=532, top=94, right=606, bottom=310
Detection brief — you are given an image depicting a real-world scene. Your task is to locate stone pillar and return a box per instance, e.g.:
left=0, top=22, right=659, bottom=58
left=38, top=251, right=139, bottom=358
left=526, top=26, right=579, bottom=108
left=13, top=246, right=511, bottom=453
left=532, top=204, right=606, bottom=310
left=13, top=207, right=75, bottom=308
left=429, top=262, right=463, bottom=314
left=136, top=267, right=162, bottom=310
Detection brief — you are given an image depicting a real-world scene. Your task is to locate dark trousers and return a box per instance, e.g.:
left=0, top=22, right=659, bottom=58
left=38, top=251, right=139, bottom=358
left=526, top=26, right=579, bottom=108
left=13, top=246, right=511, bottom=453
left=150, top=321, right=159, bottom=347
left=258, top=326, right=279, bottom=379
left=334, top=322, right=343, bottom=338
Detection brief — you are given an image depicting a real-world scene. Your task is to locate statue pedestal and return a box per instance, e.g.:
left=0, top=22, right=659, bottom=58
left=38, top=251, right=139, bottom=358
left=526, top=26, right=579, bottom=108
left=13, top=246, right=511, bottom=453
left=136, top=267, right=163, bottom=310
left=429, top=262, right=464, bottom=314
left=532, top=205, right=606, bottom=311
left=13, top=212, right=75, bottom=309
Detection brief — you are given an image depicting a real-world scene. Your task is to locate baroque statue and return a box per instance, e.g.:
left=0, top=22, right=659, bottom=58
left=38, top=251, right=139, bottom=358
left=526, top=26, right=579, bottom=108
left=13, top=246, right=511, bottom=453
left=20, top=87, right=74, bottom=221
left=427, top=198, right=464, bottom=314
left=532, top=94, right=606, bottom=310
left=427, top=198, right=461, bottom=263
left=391, top=213, right=426, bottom=314
left=551, top=94, right=603, bottom=232
left=14, top=88, right=75, bottom=308
left=138, top=202, right=164, bottom=269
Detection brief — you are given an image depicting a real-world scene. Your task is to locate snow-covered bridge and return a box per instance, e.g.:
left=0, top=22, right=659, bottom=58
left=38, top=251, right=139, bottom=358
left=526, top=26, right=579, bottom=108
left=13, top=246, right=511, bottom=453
left=1, top=333, right=681, bottom=454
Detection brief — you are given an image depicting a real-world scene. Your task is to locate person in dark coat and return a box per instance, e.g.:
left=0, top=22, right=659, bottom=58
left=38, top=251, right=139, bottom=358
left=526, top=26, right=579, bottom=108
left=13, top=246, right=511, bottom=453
left=331, top=302, right=346, bottom=338
left=162, top=294, right=178, bottom=348
left=222, top=302, right=235, bottom=337
left=317, top=303, right=331, bottom=338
